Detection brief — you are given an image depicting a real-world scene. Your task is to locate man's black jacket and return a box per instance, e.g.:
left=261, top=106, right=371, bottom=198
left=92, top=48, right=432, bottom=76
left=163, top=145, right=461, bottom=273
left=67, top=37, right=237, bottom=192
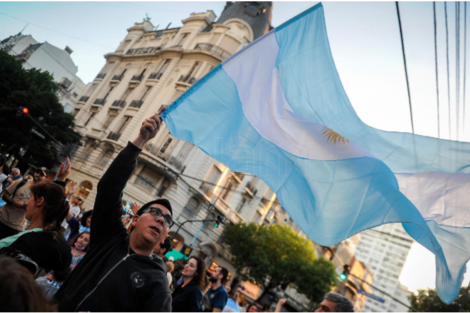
left=54, top=142, right=172, bottom=312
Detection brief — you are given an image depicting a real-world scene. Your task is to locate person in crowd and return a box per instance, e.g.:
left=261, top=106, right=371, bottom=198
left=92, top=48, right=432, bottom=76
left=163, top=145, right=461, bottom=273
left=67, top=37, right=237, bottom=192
left=172, top=256, right=206, bottom=312
left=54, top=112, right=172, bottom=311
left=66, top=209, right=92, bottom=242
left=69, top=231, right=90, bottom=269
left=166, top=260, right=174, bottom=288
left=223, top=290, right=241, bottom=312
left=0, top=156, right=10, bottom=195
left=0, top=166, right=49, bottom=240
left=172, top=259, right=185, bottom=286
left=36, top=266, right=72, bottom=298
left=315, top=293, right=354, bottom=312
left=153, top=236, right=173, bottom=261
left=61, top=195, right=83, bottom=230
left=4, top=167, right=21, bottom=190
left=238, top=295, right=247, bottom=312
left=0, top=161, right=72, bottom=275
left=274, top=298, right=286, bottom=312
left=247, top=303, right=260, bottom=312
left=0, top=257, right=56, bottom=311
left=202, top=266, right=229, bottom=312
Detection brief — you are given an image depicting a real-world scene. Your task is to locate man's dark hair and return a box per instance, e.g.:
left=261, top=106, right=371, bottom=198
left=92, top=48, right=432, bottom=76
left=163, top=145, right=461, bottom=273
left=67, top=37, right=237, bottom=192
left=160, top=237, right=173, bottom=253
left=53, top=267, right=72, bottom=282
left=218, top=266, right=229, bottom=283
left=137, top=198, right=172, bottom=216
left=324, top=293, right=354, bottom=312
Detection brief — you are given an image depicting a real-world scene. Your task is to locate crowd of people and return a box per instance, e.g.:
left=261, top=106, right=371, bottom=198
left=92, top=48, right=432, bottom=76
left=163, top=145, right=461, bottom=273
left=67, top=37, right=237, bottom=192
left=0, top=113, right=354, bottom=312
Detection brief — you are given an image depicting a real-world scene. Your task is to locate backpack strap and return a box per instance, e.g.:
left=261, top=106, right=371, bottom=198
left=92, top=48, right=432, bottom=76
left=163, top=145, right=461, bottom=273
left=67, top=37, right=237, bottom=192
left=12, top=179, right=28, bottom=198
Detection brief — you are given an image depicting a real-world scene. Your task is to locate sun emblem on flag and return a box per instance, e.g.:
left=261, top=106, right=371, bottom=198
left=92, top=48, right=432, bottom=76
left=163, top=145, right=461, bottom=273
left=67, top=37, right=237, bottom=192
left=322, top=126, right=350, bottom=144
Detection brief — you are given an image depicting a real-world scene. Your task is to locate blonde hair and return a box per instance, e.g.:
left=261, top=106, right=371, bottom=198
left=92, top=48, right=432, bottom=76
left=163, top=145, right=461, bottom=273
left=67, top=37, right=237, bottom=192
left=166, top=261, right=174, bottom=273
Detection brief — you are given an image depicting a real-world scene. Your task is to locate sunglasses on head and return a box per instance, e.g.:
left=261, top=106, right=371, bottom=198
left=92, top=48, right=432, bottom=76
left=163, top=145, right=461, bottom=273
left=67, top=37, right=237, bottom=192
left=144, top=207, right=173, bottom=228
left=35, top=170, right=45, bottom=177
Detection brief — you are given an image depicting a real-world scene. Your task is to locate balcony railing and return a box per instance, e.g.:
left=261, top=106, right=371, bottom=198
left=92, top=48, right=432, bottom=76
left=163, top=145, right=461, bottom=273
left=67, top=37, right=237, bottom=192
left=131, top=74, right=144, bottom=82
left=126, top=46, right=161, bottom=55
left=96, top=73, right=106, bottom=79
left=78, top=96, right=89, bottom=103
left=129, top=100, right=143, bottom=108
left=107, top=131, right=121, bottom=141
left=178, top=75, right=196, bottom=84
left=112, top=74, right=124, bottom=81
left=111, top=100, right=126, bottom=108
left=149, top=72, right=163, bottom=80
left=194, top=43, right=232, bottom=60
left=93, top=98, right=106, bottom=105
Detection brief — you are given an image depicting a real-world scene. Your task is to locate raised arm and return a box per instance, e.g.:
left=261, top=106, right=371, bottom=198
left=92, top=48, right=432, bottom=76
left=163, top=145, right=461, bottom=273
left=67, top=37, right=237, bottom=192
left=90, top=112, right=164, bottom=245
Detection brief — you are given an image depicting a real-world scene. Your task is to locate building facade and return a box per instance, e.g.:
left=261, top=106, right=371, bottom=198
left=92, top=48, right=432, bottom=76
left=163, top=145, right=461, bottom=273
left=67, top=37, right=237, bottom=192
left=67, top=2, right=317, bottom=310
left=355, top=223, right=413, bottom=312
left=0, top=33, right=87, bottom=113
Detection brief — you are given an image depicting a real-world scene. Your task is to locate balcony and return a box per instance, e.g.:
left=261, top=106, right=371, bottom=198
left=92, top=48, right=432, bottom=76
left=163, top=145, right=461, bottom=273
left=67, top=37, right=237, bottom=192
left=199, top=182, right=214, bottom=197
left=148, top=72, right=163, bottom=80
left=178, top=75, right=196, bottom=84
left=126, top=46, right=161, bottom=55
left=78, top=96, right=89, bottom=104
left=93, top=98, right=106, bottom=105
left=131, top=74, right=144, bottom=82
left=107, top=131, right=121, bottom=141
left=129, top=100, right=143, bottom=109
left=194, top=43, right=232, bottom=60
left=96, top=73, right=106, bottom=79
left=245, top=181, right=258, bottom=197
left=111, top=74, right=124, bottom=81
left=111, top=100, right=126, bottom=108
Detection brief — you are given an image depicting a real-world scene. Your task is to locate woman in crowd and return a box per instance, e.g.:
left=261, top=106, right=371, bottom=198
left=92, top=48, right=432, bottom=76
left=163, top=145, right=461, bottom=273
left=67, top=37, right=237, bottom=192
left=0, top=181, right=72, bottom=275
left=69, top=231, right=90, bottom=269
left=247, top=303, right=260, bottom=312
left=172, top=256, right=206, bottom=312
left=223, top=291, right=241, bottom=312
left=166, top=260, right=174, bottom=289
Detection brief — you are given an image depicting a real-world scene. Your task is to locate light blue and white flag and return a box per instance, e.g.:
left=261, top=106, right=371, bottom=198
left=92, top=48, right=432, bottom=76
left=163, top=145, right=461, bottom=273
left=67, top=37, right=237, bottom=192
left=162, top=3, right=470, bottom=303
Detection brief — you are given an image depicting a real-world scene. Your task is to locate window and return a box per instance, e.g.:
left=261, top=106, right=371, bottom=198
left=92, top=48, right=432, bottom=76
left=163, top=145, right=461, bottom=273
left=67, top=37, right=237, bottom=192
left=103, top=113, right=117, bottom=129
left=140, top=86, right=152, bottom=101
left=156, top=59, right=171, bottom=77
left=177, top=33, right=189, bottom=47
left=72, top=108, right=80, bottom=116
left=84, top=112, right=95, bottom=126
left=80, top=143, right=95, bottom=161
left=156, top=178, right=170, bottom=197
left=116, top=116, right=132, bottom=135
left=251, top=211, right=263, bottom=224
left=134, top=166, right=163, bottom=192
left=97, top=145, right=114, bottom=168
left=200, top=166, right=222, bottom=197
left=183, top=197, right=199, bottom=216
left=73, top=92, right=78, bottom=98
left=220, top=35, right=240, bottom=54
left=120, top=88, right=133, bottom=100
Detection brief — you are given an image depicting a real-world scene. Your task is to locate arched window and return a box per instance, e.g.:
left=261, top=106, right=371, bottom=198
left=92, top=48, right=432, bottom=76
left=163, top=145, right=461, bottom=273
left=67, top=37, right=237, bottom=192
left=78, top=181, right=93, bottom=199
left=79, top=143, right=95, bottom=162
left=183, top=197, right=199, bottom=216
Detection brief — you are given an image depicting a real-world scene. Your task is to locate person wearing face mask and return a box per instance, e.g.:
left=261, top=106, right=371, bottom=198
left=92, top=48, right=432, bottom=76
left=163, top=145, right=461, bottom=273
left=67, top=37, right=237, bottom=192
left=69, top=231, right=90, bottom=269
left=172, top=256, right=206, bottom=312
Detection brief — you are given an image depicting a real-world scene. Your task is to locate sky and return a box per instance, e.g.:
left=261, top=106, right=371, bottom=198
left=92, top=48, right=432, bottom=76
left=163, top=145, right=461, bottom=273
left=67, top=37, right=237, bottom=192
left=1, top=0, right=469, bottom=296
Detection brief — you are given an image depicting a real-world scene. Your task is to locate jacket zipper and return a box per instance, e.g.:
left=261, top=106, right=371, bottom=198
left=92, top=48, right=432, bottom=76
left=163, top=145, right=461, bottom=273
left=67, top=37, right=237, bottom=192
left=75, top=249, right=131, bottom=312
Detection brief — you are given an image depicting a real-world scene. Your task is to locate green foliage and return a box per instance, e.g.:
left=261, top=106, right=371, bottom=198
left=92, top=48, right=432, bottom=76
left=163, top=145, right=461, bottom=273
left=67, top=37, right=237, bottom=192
left=408, top=288, right=470, bottom=312
left=0, top=49, right=80, bottom=167
left=224, top=222, right=336, bottom=302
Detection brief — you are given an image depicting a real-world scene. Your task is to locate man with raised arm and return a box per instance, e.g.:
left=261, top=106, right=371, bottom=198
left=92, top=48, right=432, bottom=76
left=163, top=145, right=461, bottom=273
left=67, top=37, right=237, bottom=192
left=55, top=111, right=173, bottom=311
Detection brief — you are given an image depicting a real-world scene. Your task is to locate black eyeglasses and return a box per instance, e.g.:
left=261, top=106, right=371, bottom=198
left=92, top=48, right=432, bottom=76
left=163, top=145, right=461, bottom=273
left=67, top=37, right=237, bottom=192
left=144, top=207, right=173, bottom=228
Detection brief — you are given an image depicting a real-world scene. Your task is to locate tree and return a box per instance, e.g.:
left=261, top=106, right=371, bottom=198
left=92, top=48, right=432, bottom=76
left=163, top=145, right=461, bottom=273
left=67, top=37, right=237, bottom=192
left=224, top=222, right=337, bottom=304
left=408, top=288, right=470, bottom=312
left=0, top=49, right=80, bottom=169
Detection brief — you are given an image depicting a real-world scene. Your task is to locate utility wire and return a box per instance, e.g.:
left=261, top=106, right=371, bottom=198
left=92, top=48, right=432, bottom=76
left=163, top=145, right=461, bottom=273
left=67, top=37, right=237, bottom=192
left=395, top=2, right=415, bottom=134
left=445, top=2, right=452, bottom=139
left=434, top=2, right=441, bottom=138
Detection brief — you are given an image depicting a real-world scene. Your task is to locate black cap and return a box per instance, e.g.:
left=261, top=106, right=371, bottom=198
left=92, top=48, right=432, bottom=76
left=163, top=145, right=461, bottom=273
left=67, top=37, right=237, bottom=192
left=137, top=199, right=172, bottom=216
left=36, top=166, right=49, bottom=177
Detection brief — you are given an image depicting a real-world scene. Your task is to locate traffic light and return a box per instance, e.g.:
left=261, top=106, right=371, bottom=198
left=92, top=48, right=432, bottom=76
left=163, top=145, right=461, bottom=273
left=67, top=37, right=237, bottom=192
left=340, top=264, right=350, bottom=281
left=214, top=215, right=224, bottom=228
left=17, top=106, right=29, bottom=116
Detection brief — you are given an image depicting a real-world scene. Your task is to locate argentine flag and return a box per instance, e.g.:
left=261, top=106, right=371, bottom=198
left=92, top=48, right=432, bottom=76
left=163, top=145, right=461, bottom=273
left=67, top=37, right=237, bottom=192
left=162, top=3, right=470, bottom=303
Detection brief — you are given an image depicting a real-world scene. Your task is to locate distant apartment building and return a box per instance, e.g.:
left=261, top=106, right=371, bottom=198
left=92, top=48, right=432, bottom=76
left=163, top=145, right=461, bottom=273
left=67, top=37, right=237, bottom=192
left=0, top=33, right=87, bottom=113
left=355, top=223, right=413, bottom=312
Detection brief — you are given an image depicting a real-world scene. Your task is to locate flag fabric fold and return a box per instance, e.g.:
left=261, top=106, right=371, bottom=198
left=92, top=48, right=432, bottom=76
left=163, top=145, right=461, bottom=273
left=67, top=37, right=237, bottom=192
left=162, top=3, right=470, bottom=303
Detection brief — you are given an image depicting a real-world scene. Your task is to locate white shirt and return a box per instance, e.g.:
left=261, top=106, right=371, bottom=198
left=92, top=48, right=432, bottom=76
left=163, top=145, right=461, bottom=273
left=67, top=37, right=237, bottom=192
left=61, top=205, right=81, bottom=229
